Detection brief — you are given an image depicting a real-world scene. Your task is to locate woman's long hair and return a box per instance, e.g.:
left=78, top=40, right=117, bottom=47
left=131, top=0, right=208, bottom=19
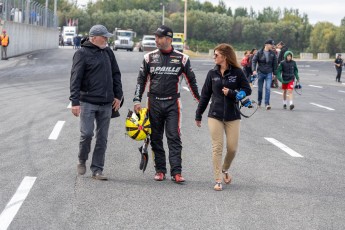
left=214, top=43, right=241, bottom=69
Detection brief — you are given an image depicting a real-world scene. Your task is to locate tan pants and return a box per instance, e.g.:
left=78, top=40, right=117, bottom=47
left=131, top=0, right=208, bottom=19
left=208, top=118, right=240, bottom=181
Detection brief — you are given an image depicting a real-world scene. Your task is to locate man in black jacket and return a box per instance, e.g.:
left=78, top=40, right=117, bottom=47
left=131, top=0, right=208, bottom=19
left=334, top=54, right=344, bottom=83
left=70, top=24, right=123, bottom=180
left=252, top=39, right=277, bottom=110
left=133, top=25, right=200, bottom=183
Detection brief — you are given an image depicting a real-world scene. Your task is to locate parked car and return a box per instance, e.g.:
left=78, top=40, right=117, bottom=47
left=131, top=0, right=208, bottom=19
left=138, top=35, right=156, bottom=52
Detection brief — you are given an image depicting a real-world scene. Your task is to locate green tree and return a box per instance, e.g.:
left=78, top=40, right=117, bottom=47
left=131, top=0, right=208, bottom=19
left=257, top=7, right=281, bottom=23
left=335, top=22, right=345, bottom=52
left=309, top=22, right=338, bottom=54
left=234, top=7, right=248, bottom=18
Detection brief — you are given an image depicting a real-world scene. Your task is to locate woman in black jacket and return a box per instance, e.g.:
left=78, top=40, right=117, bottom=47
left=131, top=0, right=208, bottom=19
left=195, top=43, right=251, bottom=191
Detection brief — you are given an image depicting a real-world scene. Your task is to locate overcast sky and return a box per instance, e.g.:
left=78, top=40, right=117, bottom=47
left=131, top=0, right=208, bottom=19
left=199, top=0, right=343, bottom=26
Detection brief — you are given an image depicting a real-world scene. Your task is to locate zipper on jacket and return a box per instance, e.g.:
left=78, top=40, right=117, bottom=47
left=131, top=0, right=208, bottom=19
left=102, top=50, right=108, bottom=101
left=222, top=76, right=226, bottom=121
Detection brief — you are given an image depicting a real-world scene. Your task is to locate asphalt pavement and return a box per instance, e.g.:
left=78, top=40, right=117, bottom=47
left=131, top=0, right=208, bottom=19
left=0, top=48, right=344, bottom=230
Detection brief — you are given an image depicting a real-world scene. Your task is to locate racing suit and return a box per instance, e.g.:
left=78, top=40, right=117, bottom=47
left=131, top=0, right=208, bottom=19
left=133, top=48, right=200, bottom=176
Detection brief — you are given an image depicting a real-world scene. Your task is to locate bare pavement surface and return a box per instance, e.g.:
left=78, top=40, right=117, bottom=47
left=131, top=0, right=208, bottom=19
left=0, top=48, right=344, bottom=230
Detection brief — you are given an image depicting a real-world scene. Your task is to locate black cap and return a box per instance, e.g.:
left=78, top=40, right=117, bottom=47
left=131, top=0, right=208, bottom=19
left=265, top=39, right=275, bottom=45
left=154, top=25, right=173, bottom=38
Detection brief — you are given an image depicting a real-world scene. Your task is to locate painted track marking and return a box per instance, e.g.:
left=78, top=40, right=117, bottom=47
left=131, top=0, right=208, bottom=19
left=48, top=121, right=65, bottom=140
left=308, top=85, right=323, bottom=88
left=310, top=103, right=335, bottom=111
left=183, top=86, right=190, bottom=91
left=265, top=138, right=304, bottom=158
left=0, top=177, right=37, bottom=230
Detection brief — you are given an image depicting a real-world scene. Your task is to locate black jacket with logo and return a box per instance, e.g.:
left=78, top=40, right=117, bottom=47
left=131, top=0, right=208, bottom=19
left=70, top=41, right=123, bottom=106
left=133, top=48, right=200, bottom=103
left=195, top=65, right=251, bottom=122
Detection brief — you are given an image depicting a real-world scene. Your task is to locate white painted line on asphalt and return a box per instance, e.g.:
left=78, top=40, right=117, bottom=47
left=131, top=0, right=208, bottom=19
left=339, top=90, right=345, bottom=93
left=298, top=73, right=317, bottom=76
left=273, top=91, right=283, bottom=95
left=0, top=176, right=37, bottom=230
left=264, top=138, right=304, bottom=158
left=67, top=102, right=72, bottom=108
left=48, top=121, right=65, bottom=140
left=183, top=86, right=190, bottom=91
left=308, top=85, right=323, bottom=88
left=310, top=103, right=335, bottom=111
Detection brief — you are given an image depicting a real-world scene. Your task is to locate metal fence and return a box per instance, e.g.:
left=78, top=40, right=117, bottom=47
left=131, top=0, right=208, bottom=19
left=0, top=0, right=56, bottom=27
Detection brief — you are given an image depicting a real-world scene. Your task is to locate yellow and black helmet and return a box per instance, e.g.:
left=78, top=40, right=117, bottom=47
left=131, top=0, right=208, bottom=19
left=125, top=108, right=151, bottom=141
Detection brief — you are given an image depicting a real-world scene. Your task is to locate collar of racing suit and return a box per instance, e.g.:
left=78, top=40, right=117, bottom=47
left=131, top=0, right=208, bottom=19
left=159, top=46, right=173, bottom=54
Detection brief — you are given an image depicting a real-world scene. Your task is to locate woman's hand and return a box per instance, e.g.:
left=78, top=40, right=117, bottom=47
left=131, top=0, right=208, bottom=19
left=195, top=120, right=201, bottom=127
left=222, top=87, right=229, bottom=96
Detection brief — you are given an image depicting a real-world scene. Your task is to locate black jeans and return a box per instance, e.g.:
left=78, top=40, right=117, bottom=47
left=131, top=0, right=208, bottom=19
left=148, top=98, right=182, bottom=176
left=336, top=67, right=342, bottom=82
left=79, top=101, right=112, bottom=173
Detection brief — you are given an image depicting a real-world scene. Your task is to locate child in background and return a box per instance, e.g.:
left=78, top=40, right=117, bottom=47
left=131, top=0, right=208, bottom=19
left=276, top=51, right=299, bottom=110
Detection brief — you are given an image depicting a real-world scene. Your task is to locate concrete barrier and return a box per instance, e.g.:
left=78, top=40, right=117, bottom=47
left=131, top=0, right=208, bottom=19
left=236, top=51, right=245, bottom=59
left=1, top=21, right=58, bottom=58
left=300, top=53, right=313, bottom=60
left=208, top=49, right=213, bottom=57
left=335, top=53, right=345, bottom=58
left=317, top=53, right=329, bottom=60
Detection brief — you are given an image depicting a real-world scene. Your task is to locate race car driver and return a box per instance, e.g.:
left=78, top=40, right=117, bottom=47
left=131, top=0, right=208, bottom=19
left=133, top=25, right=200, bottom=183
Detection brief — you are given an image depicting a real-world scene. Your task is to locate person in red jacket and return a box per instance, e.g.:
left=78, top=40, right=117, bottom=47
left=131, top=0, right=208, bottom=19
left=241, top=50, right=252, bottom=83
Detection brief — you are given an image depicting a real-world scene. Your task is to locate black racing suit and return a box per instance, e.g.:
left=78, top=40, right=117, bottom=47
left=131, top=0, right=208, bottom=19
left=133, top=48, right=200, bottom=176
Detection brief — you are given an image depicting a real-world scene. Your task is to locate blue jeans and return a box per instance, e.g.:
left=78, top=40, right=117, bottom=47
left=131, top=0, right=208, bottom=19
left=257, top=72, right=273, bottom=105
left=79, top=101, right=112, bottom=173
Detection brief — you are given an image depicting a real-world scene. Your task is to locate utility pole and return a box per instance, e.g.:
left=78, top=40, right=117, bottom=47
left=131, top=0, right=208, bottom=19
left=184, top=0, right=187, bottom=48
left=44, top=0, right=48, bottom=27
left=54, top=0, right=57, bottom=27
left=160, top=2, right=165, bottom=25
left=25, top=0, right=30, bottom=24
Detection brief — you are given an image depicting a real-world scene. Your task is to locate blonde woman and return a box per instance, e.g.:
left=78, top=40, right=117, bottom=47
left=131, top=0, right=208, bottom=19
left=195, top=44, right=251, bottom=191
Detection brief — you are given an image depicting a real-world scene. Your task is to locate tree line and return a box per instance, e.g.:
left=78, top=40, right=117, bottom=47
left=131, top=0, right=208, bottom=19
left=40, top=0, right=345, bottom=55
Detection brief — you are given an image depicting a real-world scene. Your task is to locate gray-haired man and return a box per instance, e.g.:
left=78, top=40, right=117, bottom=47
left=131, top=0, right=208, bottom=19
left=70, top=25, right=123, bottom=180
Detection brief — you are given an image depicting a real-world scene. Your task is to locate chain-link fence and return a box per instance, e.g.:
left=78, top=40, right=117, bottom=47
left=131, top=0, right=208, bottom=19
left=0, top=0, right=56, bottom=27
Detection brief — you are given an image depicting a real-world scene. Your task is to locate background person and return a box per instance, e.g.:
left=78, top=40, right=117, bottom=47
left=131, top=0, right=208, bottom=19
left=276, top=41, right=288, bottom=65
left=0, top=30, right=9, bottom=60
left=334, top=54, right=343, bottom=83
left=70, top=24, right=123, bottom=180
left=195, top=43, right=251, bottom=191
left=249, top=48, right=257, bottom=86
left=241, top=50, right=252, bottom=83
left=276, top=51, right=299, bottom=110
left=252, top=39, right=278, bottom=110
left=133, top=25, right=200, bottom=183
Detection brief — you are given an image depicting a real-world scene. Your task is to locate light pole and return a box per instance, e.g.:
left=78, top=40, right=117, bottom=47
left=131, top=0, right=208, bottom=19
left=44, top=0, right=48, bottom=27
left=160, top=2, right=165, bottom=25
left=184, top=0, right=187, bottom=49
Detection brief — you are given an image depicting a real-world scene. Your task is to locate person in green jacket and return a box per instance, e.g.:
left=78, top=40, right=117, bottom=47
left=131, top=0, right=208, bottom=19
left=276, top=51, right=299, bottom=110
